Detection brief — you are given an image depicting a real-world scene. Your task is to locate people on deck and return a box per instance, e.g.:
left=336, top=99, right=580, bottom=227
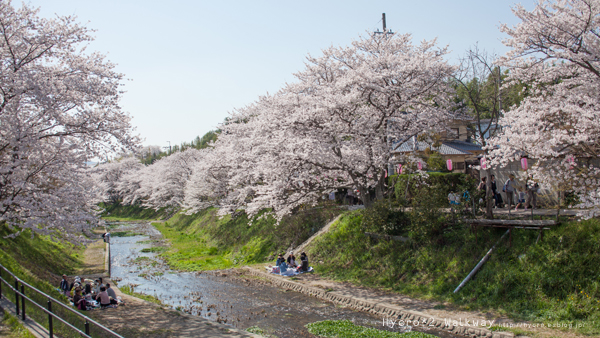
left=504, top=174, right=517, bottom=209
left=525, top=175, right=539, bottom=210
left=515, top=188, right=527, bottom=211
left=60, top=275, right=70, bottom=296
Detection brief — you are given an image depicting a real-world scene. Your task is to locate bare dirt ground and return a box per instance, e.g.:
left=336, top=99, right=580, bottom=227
left=79, top=239, right=260, bottom=338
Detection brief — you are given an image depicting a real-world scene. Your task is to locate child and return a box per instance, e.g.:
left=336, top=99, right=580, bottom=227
left=515, top=189, right=527, bottom=211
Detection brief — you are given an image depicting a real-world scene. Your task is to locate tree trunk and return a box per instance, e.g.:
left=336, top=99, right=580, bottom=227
left=485, top=169, right=494, bottom=219
left=375, top=172, right=385, bottom=201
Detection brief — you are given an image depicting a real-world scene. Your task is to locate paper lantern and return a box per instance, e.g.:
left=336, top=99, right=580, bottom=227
left=384, top=169, right=388, bottom=178
left=417, top=161, right=422, bottom=170
left=520, top=157, right=528, bottom=170
left=398, top=164, right=402, bottom=175
left=446, top=159, right=452, bottom=171
left=480, top=157, right=487, bottom=170
left=568, top=155, right=575, bottom=169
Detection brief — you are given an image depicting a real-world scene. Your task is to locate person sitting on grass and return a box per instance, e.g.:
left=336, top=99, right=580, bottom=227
left=287, top=252, right=297, bottom=268
left=73, top=288, right=83, bottom=307
left=98, top=287, right=111, bottom=309
left=275, top=254, right=285, bottom=267
left=300, top=252, right=309, bottom=272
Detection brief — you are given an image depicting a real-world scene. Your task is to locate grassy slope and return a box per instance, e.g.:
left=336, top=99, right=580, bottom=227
left=307, top=213, right=600, bottom=335
left=0, top=225, right=92, bottom=337
left=153, top=205, right=342, bottom=271
left=100, top=203, right=170, bottom=221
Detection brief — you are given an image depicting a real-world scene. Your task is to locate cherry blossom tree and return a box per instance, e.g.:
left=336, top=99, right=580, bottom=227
left=489, top=0, right=600, bottom=217
left=183, top=33, right=455, bottom=220
left=0, top=2, right=139, bottom=237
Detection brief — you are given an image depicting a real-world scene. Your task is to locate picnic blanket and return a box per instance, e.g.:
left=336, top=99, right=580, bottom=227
left=266, top=266, right=313, bottom=276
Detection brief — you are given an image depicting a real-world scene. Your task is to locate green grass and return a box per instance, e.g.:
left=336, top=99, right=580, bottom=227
left=1, top=311, right=36, bottom=338
left=119, top=285, right=163, bottom=305
left=307, top=214, right=600, bottom=336
left=305, top=320, right=437, bottom=338
left=0, top=224, right=115, bottom=337
left=152, top=205, right=341, bottom=271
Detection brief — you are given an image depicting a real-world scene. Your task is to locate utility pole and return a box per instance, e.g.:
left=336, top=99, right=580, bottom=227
left=374, top=13, right=394, bottom=36
left=164, top=141, right=171, bottom=155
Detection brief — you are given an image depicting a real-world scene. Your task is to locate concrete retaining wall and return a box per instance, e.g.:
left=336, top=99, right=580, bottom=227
left=243, top=267, right=513, bottom=338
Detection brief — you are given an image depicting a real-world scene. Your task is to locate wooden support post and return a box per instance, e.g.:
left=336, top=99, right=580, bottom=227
left=85, top=320, right=90, bottom=336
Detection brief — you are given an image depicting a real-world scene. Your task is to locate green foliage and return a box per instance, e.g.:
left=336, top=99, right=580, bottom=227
left=152, top=206, right=342, bottom=271
left=2, top=311, right=36, bottom=338
left=392, top=172, right=476, bottom=207
left=140, top=130, right=219, bottom=165
left=425, top=152, right=446, bottom=172
left=119, top=285, right=163, bottom=305
left=361, top=201, right=410, bottom=236
left=308, top=216, right=600, bottom=335
left=305, top=320, right=437, bottom=338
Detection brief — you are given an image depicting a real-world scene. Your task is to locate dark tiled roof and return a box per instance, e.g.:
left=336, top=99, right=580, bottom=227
left=392, top=139, right=482, bottom=155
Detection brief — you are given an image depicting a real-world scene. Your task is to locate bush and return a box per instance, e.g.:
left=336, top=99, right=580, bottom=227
left=361, top=201, right=410, bottom=236
left=391, top=172, right=477, bottom=207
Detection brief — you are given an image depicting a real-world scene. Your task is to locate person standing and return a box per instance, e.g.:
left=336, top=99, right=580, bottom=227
left=59, top=274, right=70, bottom=297
left=525, top=175, right=539, bottom=210
left=490, top=175, right=501, bottom=208
left=300, top=252, right=309, bottom=272
left=504, top=174, right=517, bottom=209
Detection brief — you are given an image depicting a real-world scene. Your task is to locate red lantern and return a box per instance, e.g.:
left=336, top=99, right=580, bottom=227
left=520, top=157, right=528, bottom=170
left=446, top=159, right=452, bottom=171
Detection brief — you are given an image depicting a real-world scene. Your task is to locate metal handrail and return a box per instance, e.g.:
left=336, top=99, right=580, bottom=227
left=0, top=263, right=124, bottom=338
left=0, top=276, right=91, bottom=337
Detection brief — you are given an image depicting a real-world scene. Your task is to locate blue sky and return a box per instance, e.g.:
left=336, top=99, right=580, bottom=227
left=23, top=0, right=534, bottom=148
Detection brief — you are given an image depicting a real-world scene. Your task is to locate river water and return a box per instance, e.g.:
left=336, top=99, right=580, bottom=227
left=109, top=222, right=454, bottom=338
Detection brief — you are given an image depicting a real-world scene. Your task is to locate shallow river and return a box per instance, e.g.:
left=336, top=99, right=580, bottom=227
left=109, top=222, right=455, bottom=338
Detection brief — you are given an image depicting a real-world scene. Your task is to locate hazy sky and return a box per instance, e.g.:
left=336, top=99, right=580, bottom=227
left=22, top=0, right=534, bottom=149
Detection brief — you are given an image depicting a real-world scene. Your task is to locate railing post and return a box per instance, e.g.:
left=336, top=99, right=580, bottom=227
left=85, top=320, right=90, bottom=336
left=20, top=283, right=25, bottom=320
left=47, top=300, right=53, bottom=338
left=14, top=280, right=19, bottom=316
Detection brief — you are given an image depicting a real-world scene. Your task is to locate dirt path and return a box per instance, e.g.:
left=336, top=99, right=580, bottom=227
left=79, top=239, right=260, bottom=338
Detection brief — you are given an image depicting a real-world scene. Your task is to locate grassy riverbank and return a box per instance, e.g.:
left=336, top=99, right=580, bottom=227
left=0, top=224, right=94, bottom=337
left=307, top=213, right=600, bottom=336
left=152, top=205, right=342, bottom=271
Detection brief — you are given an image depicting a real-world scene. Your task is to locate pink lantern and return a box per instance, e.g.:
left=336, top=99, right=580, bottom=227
left=568, top=155, right=575, bottom=169
left=385, top=169, right=388, bottom=178
left=480, top=157, right=487, bottom=170
left=398, top=164, right=402, bottom=174
left=446, top=159, right=452, bottom=171
left=417, top=161, right=422, bottom=170
left=520, top=157, right=528, bottom=171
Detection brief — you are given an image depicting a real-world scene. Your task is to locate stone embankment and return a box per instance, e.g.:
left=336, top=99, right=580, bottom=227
left=243, top=267, right=514, bottom=338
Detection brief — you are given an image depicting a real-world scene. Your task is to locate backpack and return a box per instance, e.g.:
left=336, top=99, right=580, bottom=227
left=502, top=184, right=506, bottom=192
left=78, top=299, right=87, bottom=311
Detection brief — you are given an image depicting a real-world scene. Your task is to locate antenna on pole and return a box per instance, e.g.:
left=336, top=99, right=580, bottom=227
left=374, top=13, right=394, bottom=36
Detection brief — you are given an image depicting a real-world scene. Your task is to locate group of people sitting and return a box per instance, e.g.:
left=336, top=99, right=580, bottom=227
left=269, top=252, right=311, bottom=276
left=59, top=275, right=123, bottom=310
